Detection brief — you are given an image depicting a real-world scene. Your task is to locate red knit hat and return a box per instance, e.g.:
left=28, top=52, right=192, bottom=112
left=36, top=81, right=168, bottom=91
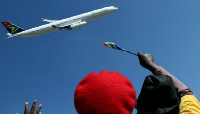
left=74, top=71, right=136, bottom=114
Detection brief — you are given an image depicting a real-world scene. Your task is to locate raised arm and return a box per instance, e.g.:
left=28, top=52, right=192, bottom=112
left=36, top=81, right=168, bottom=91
left=138, top=52, right=191, bottom=95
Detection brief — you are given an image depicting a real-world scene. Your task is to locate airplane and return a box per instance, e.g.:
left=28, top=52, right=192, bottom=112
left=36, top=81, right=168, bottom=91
left=1, top=6, right=118, bottom=38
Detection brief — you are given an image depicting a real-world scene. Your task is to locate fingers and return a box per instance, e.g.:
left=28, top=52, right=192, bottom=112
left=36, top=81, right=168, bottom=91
left=137, top=52, right=158, bottom=73
left=137, top=52, right=154, bottom=62
left=137, top=52, right=148, bottom=63
left=138, top=52, right=152, bottom=58
left=30, top=100, right=37, bottom=114
left=138, top=52, right=148, bottom=60
left=35, top=104, right=42, bottom=114
left=24, top=100, right=42, bottom=114
left=24, top=102, right=29, bottom=114
left=137, top=52, right=143, bottom=59
left=138, top=52, right=142, bottom=56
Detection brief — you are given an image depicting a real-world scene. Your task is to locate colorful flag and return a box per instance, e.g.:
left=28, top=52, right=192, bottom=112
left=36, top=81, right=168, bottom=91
left=103, top=42, right=124, bottom=50
left=103, top=42, right=138, bottom=56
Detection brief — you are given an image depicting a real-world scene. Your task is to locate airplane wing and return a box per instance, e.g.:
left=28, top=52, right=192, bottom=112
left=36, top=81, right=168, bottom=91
left=52, top=20, right=87, bottom=30
left=41, top=18, right=58, bottom=23
left=52, top=24, right=70, bottom=29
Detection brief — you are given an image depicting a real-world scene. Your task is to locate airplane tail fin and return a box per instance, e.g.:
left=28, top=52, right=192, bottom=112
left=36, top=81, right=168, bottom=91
left=1, top=21, right=25, bottom=34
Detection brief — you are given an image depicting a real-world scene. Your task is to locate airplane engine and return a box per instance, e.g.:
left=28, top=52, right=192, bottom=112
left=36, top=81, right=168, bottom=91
left=69, top=21, right=87, bottom=30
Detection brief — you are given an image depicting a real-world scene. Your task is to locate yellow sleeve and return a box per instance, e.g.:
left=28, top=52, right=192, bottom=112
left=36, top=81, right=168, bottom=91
left=180, top=95, right=200, bottom=114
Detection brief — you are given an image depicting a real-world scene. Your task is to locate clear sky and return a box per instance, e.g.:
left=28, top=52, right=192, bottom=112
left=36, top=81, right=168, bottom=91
left=0, top=0, right=200, bottom=114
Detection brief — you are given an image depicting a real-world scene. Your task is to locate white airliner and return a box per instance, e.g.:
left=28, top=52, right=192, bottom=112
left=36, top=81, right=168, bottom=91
left=2, top=6, right=118, bottom=38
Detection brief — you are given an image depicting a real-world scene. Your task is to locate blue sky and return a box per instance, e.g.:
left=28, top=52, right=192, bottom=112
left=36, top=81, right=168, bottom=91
left=0, top=0, right=200, bottom=113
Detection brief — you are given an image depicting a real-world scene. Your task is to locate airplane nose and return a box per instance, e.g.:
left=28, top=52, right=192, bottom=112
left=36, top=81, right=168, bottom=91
left=105, top=6, right=118, bottom=13
left=110, top=6, right=118, bottom=12
left=114, top=7, right=118, bottom=10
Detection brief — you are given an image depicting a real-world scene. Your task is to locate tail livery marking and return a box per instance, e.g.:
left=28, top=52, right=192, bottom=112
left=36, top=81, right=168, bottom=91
left=1, top=21, right=24, bottom=34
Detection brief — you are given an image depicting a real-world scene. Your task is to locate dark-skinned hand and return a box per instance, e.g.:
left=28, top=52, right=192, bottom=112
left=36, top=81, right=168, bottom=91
left=138, top=52, right=158, bottom=73
left=24, top=100, right=42, bottom=114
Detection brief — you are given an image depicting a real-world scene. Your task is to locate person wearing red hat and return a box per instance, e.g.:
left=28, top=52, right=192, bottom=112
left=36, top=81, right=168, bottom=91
left=74, top=52, right=199, bottom=114
left=74, top=71, right=136, bottom=114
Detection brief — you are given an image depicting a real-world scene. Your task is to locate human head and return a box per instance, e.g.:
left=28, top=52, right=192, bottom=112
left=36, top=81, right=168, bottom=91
left=74, top=70, right=136, bottom=114
left=136, top=75, right=180, bottom=114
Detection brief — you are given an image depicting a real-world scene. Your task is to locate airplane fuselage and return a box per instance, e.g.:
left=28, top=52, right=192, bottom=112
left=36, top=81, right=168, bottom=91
left=11, top=6, right=118, bottom=37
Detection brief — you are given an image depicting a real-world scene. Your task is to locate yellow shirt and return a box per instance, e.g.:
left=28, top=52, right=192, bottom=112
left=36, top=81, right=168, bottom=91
left=180, top=95, right=200, bottom=114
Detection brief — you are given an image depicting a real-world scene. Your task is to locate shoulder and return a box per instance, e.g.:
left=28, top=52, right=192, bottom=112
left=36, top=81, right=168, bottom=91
left=180, top=95, right=200, bottom=113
